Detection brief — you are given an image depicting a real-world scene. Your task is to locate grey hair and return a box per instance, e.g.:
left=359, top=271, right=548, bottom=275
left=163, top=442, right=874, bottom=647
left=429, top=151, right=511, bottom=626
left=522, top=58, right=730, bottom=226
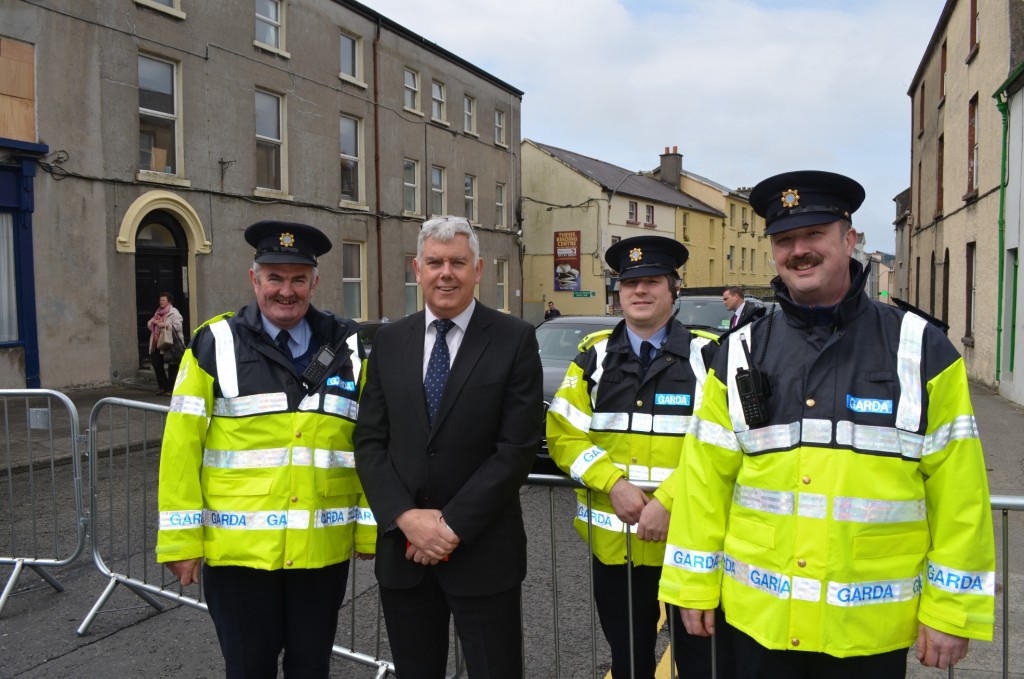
left=417, top=216, right=480, bottom=262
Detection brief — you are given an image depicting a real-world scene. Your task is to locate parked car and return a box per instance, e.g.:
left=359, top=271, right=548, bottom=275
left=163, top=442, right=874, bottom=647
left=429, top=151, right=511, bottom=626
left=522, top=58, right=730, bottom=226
left=534, top=315, right=620, bottom=476
left=672, top=295, right=765, bottom=336
left=356, top=318, right=389, bottom=355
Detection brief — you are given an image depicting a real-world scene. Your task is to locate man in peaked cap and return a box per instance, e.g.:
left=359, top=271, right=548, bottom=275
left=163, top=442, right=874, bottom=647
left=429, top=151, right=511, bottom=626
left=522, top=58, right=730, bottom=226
left=156, top=219, right=375, bottom=678
left=549, top=235, right=733, bottom=678
left=660, top=170, right=994, bottom=676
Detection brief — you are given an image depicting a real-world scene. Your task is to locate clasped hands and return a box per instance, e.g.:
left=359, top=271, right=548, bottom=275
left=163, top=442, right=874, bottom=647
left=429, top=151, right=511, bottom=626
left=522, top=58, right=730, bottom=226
left=397, top=508, right=460, bottom=566
left=608, top=478, right=669, bottom=542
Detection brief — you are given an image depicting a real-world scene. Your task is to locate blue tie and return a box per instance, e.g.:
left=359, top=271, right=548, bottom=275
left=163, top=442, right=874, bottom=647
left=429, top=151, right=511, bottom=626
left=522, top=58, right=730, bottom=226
left=424, top=319, right=455, bottom=423
left=639, top=340, right=654, bottom=371
left=276, top=330, right=292, bottom=357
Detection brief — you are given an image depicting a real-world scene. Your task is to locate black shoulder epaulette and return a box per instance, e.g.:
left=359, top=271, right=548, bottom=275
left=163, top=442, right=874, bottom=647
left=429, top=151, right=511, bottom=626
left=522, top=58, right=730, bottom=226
left=891, top=297, right=949, bottom=335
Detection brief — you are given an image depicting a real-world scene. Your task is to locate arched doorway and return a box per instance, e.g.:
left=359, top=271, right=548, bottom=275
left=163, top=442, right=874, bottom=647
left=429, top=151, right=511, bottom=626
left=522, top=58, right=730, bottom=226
left=135, top=210, right=190, bottom=364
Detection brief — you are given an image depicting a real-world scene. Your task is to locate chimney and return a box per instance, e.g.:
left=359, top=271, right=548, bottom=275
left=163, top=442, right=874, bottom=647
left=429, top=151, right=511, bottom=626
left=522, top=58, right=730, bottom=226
left=659, top=145, right=682, bottom=188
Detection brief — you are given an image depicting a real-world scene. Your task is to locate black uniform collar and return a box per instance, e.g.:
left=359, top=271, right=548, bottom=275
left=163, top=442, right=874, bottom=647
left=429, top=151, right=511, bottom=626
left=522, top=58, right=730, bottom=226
left=605, top=316, right=691, bottom=358
left=771, top=259, right=869, bottom=329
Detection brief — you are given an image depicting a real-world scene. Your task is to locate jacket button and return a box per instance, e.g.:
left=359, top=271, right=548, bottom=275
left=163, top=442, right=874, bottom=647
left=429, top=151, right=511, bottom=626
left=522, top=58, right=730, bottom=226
left=791, top=638, right=800, bottom=647
left=286, top=559, right=293, bottom=567
left=665, top=357, right=673, bottom=362
left=797, top=559, right=806, bottom=568
left=805, top=398, right=815, bottom=407
left=801, top=476, right=811, bottom=485
left=295, top=432, right=302, bottom=438
left=636, top=400, right=643, bottom=407
left=291, top=496, right=298, bottom=503
left=631, top=457, right=638, bottom=463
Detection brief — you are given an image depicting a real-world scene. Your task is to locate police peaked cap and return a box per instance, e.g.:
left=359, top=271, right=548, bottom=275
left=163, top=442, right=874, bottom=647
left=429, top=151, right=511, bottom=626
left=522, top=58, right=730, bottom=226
left=748, top=170, right=865, bottom=236
left=244, top=220, right=332, bottom=266
left=605, top=235, right=689, bottom=280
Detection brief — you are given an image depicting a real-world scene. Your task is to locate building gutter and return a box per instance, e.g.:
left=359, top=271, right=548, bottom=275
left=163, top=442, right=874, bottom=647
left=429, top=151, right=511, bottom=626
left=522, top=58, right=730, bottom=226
left=373, top=18, right=384, bottom=319
left=991, top=61, right=1024, bottom=382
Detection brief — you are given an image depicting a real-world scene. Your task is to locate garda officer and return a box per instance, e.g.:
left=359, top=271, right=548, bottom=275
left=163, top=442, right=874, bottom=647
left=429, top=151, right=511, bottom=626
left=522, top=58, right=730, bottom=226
left=659, top=171, right=995, bottom=676
left=156, top=221, right=375, bottom=678
left=547, top=235, right=730, bottom=679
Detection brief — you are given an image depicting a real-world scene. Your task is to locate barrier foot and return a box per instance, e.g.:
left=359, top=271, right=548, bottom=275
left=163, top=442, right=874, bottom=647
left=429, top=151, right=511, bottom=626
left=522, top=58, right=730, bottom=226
left=374, top=661, right=391, bottom=678
left=0, top=559, right=26, bottom=619
left=28, top=564, right=65, bottom=593
left=77, top=574, right=164, bottom=636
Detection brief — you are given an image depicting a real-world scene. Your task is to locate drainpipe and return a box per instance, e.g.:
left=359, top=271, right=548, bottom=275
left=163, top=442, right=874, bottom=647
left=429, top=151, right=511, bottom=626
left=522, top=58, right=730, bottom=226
left=994, top=89, right=1008, bottom=383
left=373, top=19, right=384, bottom=318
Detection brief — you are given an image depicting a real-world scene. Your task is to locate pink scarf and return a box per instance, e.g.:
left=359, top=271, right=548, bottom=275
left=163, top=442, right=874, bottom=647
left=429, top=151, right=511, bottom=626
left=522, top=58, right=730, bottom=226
left=149, top=304, right=171, bottom=352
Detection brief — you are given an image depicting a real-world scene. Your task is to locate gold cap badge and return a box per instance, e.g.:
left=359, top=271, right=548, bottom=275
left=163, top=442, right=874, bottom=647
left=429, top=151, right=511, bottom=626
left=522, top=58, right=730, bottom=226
left=629, top=247, right=643, bottom=262
left=279, top=232, right=295, bottom=247
left=781, top=189, right=800, bottom=209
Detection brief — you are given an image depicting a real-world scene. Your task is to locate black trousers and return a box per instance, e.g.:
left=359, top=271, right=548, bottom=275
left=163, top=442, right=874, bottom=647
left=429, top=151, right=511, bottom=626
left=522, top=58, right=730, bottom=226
left=732, top=624, right=908, bottom=679
left=592, top=559, right=734, bottom=679
left=149, top=350, right=177, bottom=391
left=203, top=562, right=349, bottom=679
left=379, top=571, right=523, bottom=679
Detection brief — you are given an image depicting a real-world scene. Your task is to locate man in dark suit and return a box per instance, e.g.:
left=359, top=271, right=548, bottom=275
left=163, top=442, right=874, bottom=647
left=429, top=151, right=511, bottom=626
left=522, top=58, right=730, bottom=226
left=722, top=285, right=763, bottom=330
left=354, top=215, right=543, bottom=679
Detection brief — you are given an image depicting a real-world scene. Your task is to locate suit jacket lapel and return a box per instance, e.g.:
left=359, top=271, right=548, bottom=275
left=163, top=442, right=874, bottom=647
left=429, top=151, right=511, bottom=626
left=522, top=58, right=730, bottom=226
left=403, top=313, right=432, bottom=433
left=429, top=305, right=491, bottom=436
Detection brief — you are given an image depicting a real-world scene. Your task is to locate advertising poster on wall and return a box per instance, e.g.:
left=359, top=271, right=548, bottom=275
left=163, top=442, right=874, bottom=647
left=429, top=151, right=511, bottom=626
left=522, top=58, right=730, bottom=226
left=554, top=230, right=581, bottom=291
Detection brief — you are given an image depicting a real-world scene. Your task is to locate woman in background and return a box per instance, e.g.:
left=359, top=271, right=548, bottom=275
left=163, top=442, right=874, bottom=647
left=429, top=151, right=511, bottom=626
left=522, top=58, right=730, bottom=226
left=147, top=291, right=183, bottom=395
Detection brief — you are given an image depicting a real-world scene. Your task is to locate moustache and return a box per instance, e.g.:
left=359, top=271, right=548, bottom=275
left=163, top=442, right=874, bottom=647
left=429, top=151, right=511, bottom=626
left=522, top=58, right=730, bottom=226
left=786, top=255, right=823, bottom=269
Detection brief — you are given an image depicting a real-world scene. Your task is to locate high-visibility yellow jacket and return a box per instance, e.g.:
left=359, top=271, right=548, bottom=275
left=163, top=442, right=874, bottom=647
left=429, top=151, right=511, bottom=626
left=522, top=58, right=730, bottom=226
left=546, top=320, right=714, bottom=566
left=659, top=265, right=995, bottom=656
left=155, top=303, right=375, bottom=570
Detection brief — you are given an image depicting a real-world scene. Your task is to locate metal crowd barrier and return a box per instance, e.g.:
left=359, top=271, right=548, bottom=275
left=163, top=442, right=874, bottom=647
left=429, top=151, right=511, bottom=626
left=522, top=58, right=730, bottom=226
left=0, top=389, right=86, bottom=618
left=2, top=390, right=1018, bottom=678
left=76, top=396, right=396, bottom=677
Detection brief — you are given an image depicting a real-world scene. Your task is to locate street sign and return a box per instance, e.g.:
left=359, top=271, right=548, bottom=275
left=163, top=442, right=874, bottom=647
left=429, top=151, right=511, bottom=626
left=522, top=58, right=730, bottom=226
left=573, top=291, right=595, bottom=298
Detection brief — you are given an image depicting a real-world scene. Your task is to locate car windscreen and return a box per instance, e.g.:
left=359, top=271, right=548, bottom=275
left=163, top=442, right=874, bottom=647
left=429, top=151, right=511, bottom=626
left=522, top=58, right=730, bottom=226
left=536, top=325, right=607, bottom=362
left=673, top=299, right=731, bottom=331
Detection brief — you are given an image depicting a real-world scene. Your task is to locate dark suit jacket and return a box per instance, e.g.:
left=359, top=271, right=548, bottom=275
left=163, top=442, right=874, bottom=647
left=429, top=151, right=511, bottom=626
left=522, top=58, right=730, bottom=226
left=734, top=302, right=765, bottom=329
left=354, top=303, right=543, bottom=597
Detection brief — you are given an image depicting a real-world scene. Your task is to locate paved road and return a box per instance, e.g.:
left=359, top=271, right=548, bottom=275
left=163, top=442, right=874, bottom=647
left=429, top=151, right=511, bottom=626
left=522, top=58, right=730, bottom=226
left=1, top=381, right=1022, bottom=678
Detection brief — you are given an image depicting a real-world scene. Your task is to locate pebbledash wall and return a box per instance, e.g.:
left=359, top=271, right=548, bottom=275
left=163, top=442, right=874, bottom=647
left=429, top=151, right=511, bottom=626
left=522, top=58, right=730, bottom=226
left=0, top=0, right=522, bottom=389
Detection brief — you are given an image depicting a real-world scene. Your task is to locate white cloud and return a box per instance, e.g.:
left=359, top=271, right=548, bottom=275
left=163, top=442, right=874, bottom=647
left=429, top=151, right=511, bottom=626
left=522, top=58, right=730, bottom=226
left=369, top=0, right=946, bottom=252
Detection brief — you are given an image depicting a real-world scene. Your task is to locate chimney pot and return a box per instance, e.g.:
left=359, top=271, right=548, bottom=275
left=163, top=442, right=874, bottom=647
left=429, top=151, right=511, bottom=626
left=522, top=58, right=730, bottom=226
left=673, top=145, right=678, bottom=154
left=664, top=146, right=670, bottom=154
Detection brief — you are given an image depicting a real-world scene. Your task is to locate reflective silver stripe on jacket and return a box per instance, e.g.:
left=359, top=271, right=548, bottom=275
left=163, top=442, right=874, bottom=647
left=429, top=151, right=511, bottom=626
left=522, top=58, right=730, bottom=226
left=591, top=411, right=629, bottom=431
left=570, top=445, right=607, bottom=481
left=323, top=394, right=359, bottom=420
left=213, top=392, right=289, bottom=417
left=356, top=507, right=376, bottom=526
left=549, top=396, right=593, bottom=434
left=203, top=448, right=290, bottom=468
left=615, top=463, right=674, bottom=482
left=926, top=559, right=995, bottom=596
left=313, top=448, right=356, bottom=468
left=313, top=506, right=359, bottom=527
left=589, top=338, right=610, bottom=408
left=663, top=544, right=722, bottom=573
left=689, top=336, right=712, bottom=413
left=826, top=576, right=922, bottom=607
left=576, top=501, right=626, bottom=533
left=836, top=421, right=925, bottom=458
left=724, top=554, right=791, bottom=599
left=895, top=312, right=926, bottom=431
left=733, top=483, right=924, bottom=523
left=725, top=325, right=756, bottom=431
left=202, top=509, right=309, bottom=530
left=209, top=319, right=239, bottom=398
left=159, top=510, right=203, bottom=530
left=169, top=394, right=207, bottom=417
left=691, top=416, right=742, bottom=451
left=922, top=415, right=980, bottom=457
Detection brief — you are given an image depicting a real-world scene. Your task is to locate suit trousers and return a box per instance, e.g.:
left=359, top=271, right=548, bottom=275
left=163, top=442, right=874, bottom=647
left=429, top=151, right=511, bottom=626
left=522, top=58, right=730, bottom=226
left=592, top=559, right=733, bottom=679
left=203, top=561, right=349, bottom=679
left=379, top=571, right=523, bottom=679
left=731, top=624, right=907, bottom=678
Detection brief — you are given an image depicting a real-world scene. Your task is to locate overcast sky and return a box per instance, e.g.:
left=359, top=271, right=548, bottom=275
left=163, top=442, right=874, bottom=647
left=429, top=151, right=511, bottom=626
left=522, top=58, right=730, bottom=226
left=369, top=0, right=946, bottom=254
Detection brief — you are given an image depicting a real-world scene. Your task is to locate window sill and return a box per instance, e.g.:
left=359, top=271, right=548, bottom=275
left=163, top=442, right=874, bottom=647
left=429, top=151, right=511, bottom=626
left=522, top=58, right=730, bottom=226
left=339, top=74, right=367, bottom=89
left=402, top=210, right=425, bottom=219
left=403, top=106, right=424, bottom=118
left=464, top=129, right=478, bottom=138
left=495, top=141, right=509, bottom=149
left=966, top=43, right=979, bottom=65
left=339, top=199, right=369, bottom=211
left=961, top=189, right=979, bottom=203
left=253, top=188, right=294, bottom=201
left=643, top=223, right=657, bottom=229
left=136, top=171, right=192, bottom=188
left=134, top=0, right=185, bottom=19
left=253, top=41, right=291, bottom=59
left=626, top=220, right=640, bottom=226
left=430, top=118, right=450, bottom=128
